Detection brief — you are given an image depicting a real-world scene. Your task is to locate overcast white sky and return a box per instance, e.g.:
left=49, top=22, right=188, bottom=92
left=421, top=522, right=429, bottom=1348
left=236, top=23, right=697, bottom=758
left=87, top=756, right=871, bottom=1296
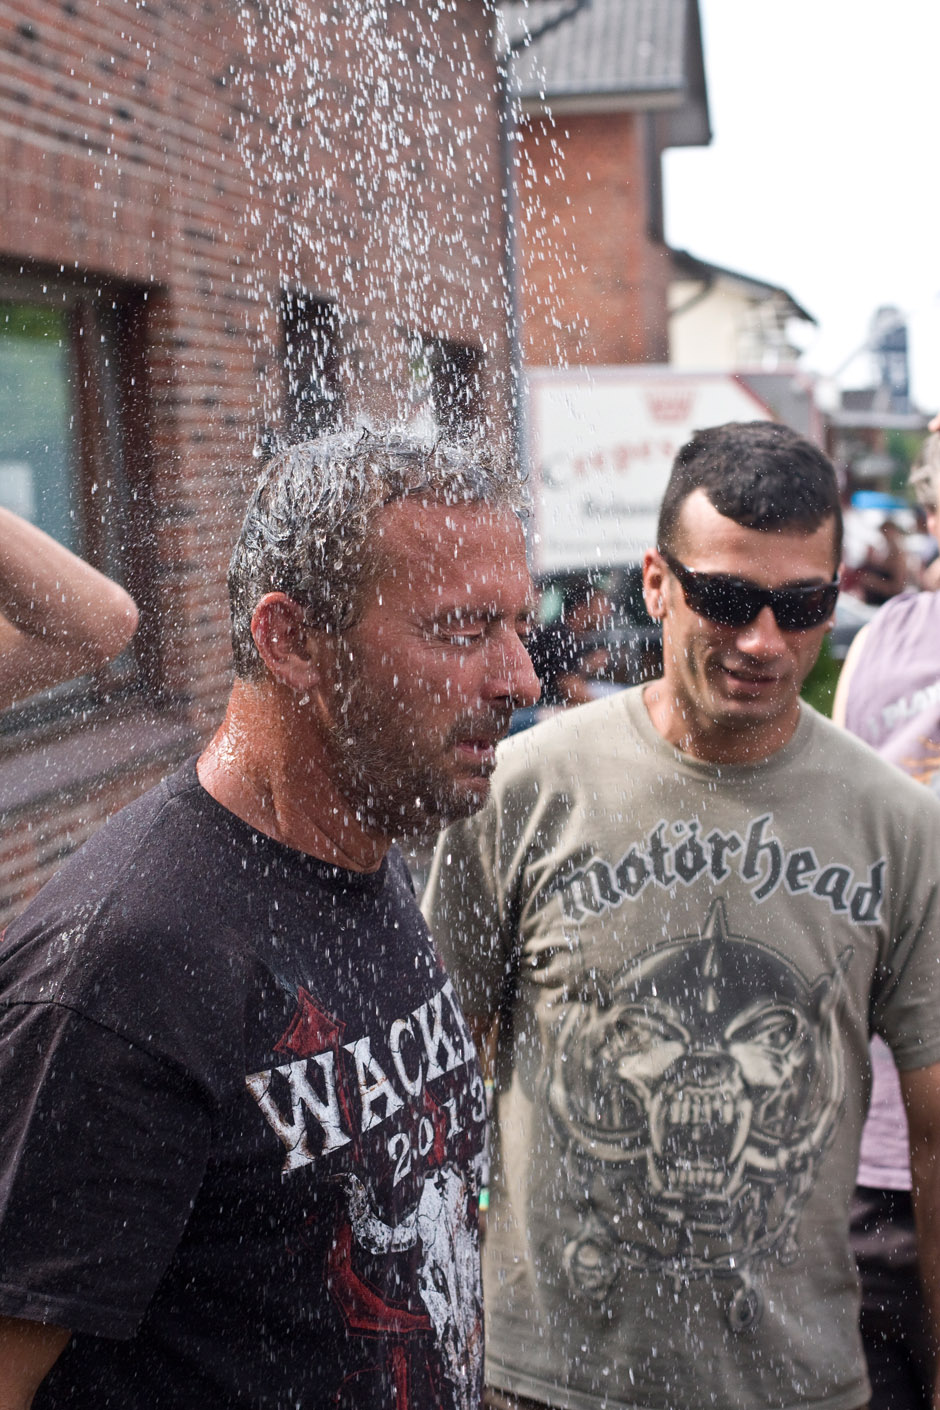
left=663, top=0, right=940, bottom=414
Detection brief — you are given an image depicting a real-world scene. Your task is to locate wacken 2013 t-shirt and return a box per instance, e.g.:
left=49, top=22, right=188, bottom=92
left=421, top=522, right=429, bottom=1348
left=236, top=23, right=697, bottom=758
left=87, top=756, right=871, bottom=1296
left=0, top=760, right=486, bottom=1409
left=424, top=687, right=940, bottom=1410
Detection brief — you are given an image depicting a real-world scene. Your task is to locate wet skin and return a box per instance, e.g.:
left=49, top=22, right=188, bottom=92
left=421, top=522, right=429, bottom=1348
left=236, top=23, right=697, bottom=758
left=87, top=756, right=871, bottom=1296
left=642, top=489, right=840, bottom=766
left=199, top=498, right=539, bottom=868
left=320, top=496, right=540, bottom=834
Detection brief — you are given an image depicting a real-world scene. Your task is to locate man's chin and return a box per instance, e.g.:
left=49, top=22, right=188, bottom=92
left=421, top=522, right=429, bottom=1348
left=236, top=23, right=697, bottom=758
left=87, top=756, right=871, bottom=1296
left=392, top=775, right=493, bottom=842
left=712, top=692, right=790, bottom=725
left=444, top=773, right=494, bottom=822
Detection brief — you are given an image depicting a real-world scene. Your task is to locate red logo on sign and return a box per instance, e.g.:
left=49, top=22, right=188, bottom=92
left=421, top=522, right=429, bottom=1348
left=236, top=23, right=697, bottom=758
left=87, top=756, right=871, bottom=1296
left=645, top=391, right=693, bottom=424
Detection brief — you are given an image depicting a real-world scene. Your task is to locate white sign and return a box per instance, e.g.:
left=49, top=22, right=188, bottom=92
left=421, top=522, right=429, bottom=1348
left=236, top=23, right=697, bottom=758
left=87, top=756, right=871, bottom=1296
left=528, top=367, right=775, bottom=572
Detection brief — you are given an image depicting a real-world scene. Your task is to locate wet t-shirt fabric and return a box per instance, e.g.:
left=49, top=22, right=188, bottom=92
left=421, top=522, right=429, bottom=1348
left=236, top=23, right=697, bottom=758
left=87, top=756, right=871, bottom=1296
left=424, top=687, right=940, bottom=1410
left=0, top=759, right=486, bottom=1409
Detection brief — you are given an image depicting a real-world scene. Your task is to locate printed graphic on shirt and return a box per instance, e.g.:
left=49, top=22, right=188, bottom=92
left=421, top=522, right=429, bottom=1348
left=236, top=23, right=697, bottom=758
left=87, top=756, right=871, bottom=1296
left=899, top=737, right=940, bottom=790
left=547, top=900, right=851, bottom=1334
left=552, top=813, right=886, bottom=925
left=859, top=675, right=940, bottom=745
left=245, top=978, right=485, bottom=1410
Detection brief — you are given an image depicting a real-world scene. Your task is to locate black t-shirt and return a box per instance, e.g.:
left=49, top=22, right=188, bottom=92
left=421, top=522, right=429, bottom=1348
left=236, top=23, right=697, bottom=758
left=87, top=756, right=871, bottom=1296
left=0, top=761, right=486, bottom=1408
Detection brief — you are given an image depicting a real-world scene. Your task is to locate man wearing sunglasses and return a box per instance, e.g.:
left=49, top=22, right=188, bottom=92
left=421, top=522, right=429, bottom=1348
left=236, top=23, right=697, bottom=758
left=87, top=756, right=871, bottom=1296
left=424, top=420, right=940, bottom=1410
left=641, top=428, right=841, bottom=766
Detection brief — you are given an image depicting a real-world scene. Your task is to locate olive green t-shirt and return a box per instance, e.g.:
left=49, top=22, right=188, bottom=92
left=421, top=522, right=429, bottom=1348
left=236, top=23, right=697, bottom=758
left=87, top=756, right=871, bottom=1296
left=424, top=687, right=940, bottom=1410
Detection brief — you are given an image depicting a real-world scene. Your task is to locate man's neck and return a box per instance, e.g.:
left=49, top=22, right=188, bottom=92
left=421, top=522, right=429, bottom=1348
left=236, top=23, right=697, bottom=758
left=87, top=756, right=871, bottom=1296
left=197, top=682, right=389, bottom=873
left=641, top=683, right=801, bottom=766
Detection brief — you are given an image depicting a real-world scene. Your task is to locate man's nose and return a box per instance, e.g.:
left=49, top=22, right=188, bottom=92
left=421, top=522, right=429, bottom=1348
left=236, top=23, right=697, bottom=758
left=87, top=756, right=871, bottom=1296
left=486, top=630, right=541, bottom=708
left=735, top=604, right=787, bottom=654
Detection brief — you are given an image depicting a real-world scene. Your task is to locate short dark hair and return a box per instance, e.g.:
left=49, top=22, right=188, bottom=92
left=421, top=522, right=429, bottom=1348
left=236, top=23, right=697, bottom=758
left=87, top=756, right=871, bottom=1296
left=228, top=428, right=524, bottom=680
left=657, top=421, right=843, bottom=565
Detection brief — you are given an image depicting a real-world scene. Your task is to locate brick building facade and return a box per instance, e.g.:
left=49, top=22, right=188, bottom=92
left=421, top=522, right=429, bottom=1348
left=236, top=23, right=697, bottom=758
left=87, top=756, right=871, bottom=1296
left=504, top=0, right=710, bottom=367
left=0, top=0, right=512, bottom=921
left=518, top=109, right=676, bottom=366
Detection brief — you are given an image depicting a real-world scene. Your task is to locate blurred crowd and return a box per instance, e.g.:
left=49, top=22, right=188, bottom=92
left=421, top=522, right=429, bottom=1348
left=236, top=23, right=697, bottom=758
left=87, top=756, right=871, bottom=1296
left=842, top=433, right=940, bottom=602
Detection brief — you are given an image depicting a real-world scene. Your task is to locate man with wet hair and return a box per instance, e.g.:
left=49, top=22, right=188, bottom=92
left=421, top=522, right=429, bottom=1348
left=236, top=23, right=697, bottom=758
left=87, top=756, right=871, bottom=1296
left=0, top=429, right=540, bottom=1408
left=425, top=420, right=940, bottom=1410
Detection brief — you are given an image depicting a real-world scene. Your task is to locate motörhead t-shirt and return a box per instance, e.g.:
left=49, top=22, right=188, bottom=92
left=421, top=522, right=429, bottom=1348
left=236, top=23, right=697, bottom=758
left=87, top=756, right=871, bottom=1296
left=0, top=760, right=485, bottom=1409
left=424, top=687, right=940, bottom=1410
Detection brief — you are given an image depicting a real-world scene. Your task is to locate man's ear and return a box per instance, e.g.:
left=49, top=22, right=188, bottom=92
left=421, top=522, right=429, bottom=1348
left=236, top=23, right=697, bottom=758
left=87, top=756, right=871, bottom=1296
left=642, top=549, right=667, bottom=620
left=250, top=593, right=323, bottom=692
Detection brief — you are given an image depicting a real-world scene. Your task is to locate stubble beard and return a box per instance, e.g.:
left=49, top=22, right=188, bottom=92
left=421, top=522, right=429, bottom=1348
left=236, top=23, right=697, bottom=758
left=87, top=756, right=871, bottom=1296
left=321, top=676, right=499, bottom=842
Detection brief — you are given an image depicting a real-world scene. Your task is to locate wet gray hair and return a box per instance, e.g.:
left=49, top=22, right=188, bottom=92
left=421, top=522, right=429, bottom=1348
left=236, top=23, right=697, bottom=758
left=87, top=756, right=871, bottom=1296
left=909, top=432, right=940, bottom=511
left=228, top=428, right=526, bottom=680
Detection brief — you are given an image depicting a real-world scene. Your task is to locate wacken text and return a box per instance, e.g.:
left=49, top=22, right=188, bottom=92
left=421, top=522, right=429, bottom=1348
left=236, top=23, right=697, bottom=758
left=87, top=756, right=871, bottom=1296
left=245, top=979, right=481, bottom=1173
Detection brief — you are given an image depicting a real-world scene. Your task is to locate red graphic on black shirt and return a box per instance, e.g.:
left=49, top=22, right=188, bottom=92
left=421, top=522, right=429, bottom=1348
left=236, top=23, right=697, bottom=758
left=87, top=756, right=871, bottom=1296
left=420, top=1089, right=449, bottom=1169
left=276, top=984, right=346, bottom=1058
left=329, top=1222, right=429, bottom=1335
left=276, top=986, right=482, bottom=1410
left=275, top=986, right=359, bottom=1156
left=327, top=1166, right=480, bottom=1410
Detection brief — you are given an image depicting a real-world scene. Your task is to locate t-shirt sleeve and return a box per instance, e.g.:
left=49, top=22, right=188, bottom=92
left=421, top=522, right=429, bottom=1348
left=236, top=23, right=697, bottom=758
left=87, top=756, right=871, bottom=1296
left=0, top=999, right=213, bottom=1338
left=423, top=804, right=512, bottom=1023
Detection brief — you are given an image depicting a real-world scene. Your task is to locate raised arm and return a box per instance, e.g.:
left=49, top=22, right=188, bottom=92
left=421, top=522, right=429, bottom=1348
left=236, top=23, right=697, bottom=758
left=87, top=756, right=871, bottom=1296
left=0, top=507, right=138, bottom=709
left=0, top=1315, right=70, bottom=1410
left=830, top=622, right=870, bottom=728
left=900, top=1061, right=940, bottom=1407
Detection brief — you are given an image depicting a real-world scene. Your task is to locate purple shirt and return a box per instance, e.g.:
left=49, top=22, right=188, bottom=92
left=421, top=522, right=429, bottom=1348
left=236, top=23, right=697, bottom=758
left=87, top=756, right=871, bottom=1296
left=844, top=590, right=940, bottom=791
left=843, top=590, right=940, bottom=1187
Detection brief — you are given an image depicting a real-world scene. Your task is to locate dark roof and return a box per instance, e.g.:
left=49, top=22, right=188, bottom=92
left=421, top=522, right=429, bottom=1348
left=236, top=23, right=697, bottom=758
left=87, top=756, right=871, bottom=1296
left=502, top=0, right=710, bottom=145
left=670, top=248, right=817, bottom=324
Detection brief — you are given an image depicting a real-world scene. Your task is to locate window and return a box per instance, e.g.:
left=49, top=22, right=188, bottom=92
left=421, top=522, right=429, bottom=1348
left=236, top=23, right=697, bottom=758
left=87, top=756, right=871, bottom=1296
left=281, top=292, right=343, bottom=439
left=409, top=335, right=484, bottom=440
left=0, top=301, right=75, bottom=550
left=0, top=263, right=153, bottom=732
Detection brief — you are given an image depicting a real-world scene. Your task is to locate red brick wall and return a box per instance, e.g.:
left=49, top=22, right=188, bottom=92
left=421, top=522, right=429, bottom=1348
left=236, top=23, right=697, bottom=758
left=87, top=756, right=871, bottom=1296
left=0, top=0, right=511, bottom=922
left=0, top=750, right=176, bottom=921
left=518, top=110, right=670, bottom=366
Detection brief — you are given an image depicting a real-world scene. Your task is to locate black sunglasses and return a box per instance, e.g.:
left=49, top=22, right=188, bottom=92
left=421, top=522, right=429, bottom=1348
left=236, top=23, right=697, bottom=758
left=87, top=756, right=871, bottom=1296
left=658, top=549, right=840, bottom=632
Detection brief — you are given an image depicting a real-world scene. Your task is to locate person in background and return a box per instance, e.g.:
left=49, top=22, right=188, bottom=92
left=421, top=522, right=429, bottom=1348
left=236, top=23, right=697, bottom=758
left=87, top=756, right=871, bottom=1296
left=911, top=437, right=940, bottom=591
left=0, top=506, right=139, bottom=710
left=851, top=517, right=911, bottom=606
left=832, top=430, right=940, bottom=1410
left=426, top=420, right=940, bottom=1410
left=526, top=577, right=615, bottom=712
